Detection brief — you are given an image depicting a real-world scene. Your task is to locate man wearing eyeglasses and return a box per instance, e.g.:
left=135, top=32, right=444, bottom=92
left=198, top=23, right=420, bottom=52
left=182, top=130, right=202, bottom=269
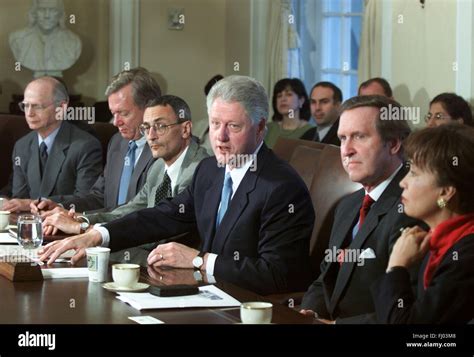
left=40, top=95, right=208, bottom=243
left=39, top=75, right=314, bottom=295
left=31, top=67, right=160, bottom=215
left=2, top=76, right=102, bottom=212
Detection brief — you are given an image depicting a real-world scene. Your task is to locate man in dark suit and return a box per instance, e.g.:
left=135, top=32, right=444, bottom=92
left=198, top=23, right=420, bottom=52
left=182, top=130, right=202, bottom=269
left=39, top=75, right=314, bottom=295
left=3, top=77, right=103, bottom=212
left=301, top=82, right=342, bottom=146
left=300, top=95, right=421, bottom=324
left=32, top=67, right=160, bottom=213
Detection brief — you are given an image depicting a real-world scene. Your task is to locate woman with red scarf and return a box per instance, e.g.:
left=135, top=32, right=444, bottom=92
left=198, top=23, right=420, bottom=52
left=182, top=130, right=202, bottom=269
left=371, top=124, right=474, bottom=323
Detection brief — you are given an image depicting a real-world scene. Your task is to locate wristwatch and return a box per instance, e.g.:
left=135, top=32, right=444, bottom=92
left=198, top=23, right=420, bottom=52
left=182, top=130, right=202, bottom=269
left=77, top=215, right=90, bottom=234
left=192, top=251, right=205, bottom=270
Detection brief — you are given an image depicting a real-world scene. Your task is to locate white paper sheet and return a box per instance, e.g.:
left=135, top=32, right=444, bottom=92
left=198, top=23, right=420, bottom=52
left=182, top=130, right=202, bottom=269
left=0, top=232, right=18, bottom=244
left=41, top=268, right=89, bottom=279
left=117, top=284, right=241, bottom=310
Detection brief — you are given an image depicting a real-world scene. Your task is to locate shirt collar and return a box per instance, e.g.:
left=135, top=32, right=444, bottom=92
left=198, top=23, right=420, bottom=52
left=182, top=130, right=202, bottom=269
left=366, top=164, right=403, bottom=201
left=37, top=123, right=62, bottom=154
left=133, top=135, right=147, bottom=150
left=165, top=145, right=189, bottom=186
left=225, top=140, right=264, bottom=195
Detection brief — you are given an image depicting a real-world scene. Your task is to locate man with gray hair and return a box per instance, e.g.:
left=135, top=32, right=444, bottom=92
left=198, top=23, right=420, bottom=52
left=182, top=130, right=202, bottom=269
left=39, top=75, right=314, bottom=295
left=32, top=67, right=160, bottom=214
left=3, top=76, right=102, bottom=212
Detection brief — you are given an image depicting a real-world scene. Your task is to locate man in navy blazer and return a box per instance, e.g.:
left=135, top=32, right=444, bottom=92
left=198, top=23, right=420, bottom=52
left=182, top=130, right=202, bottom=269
left=39, top=75, right=314, bottom=295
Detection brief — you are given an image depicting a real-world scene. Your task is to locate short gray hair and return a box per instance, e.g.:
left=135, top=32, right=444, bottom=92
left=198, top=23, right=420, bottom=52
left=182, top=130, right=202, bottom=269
left=206, top=75, right=268, bottom=125
left=105, top=67, right=162, bottom=109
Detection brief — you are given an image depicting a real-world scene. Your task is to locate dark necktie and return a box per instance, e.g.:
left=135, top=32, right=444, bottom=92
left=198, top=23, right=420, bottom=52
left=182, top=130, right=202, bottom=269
left=313, top=129, right=320, bottom=142
left=154, top=171, right=172, bottom=205
left=359, top=194, right=375, bottom=227
left=117, top=141, right=137, bottom=205
left=39, top=142, right=48, bottom=178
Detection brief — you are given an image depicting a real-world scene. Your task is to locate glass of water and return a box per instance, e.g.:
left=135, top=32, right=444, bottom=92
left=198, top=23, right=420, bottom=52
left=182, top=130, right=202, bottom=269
left=17, top=214, right=43, bottom=249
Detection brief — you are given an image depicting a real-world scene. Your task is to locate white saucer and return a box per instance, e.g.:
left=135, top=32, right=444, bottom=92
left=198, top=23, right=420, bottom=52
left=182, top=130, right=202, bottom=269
left=102, top=282, right=149, bottom=292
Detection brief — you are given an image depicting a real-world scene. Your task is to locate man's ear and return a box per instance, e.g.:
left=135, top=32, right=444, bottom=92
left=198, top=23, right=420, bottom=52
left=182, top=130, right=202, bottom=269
left=388, top=138, right=402, bottom=156
left=182, top=121, right=192, bottom=139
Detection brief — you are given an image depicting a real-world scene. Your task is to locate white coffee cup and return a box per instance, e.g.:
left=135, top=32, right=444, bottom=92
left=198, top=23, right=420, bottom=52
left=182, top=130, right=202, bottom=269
left=240, top=302, right=273, bottom=324
left=112, top=263, right=140, bottom=288
left=0, top=210, right=10, bottom=230
left=85, top=247, right=110, bottom=282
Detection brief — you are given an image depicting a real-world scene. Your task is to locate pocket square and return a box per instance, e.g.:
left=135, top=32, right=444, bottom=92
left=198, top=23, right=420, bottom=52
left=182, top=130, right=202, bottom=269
left=359, top=248, right=376, bottom=259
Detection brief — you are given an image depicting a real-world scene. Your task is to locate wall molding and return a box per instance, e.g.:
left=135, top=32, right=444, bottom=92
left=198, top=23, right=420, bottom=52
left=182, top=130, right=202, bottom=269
left=109, top=0, right=140, bottom=78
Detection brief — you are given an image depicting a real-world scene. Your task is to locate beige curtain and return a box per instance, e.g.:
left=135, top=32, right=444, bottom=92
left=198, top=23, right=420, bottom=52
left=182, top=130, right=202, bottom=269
left=265, top=0, right=299, bottom=95
left=265, top=0, right=301, bottom=117
left=358, top=0, right=383, bottom=83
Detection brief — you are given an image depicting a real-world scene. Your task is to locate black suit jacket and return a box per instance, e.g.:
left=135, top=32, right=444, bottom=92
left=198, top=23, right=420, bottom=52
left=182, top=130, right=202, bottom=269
left=300, top=119, right=340, bottom=146
left=62, top=132, right=155, bottom=212
left=301, top=167, right=424, bottom=323
left=11, top=122, right=103, bottom=201
left=371, top=234, right=474, bottom=324
left=105, top=144, right=314, bottom=295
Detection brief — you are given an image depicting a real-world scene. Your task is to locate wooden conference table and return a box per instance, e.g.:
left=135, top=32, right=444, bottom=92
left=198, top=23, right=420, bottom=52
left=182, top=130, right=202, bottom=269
left=1, top=215, right=313, bottom=325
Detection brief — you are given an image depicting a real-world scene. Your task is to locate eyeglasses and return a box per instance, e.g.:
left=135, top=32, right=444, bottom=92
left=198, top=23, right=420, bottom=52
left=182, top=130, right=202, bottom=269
left=19, top=102, right=56, bottom=113
left=424, top=113, right=451, bottom=123
left=139, top=121, right=185, bottom=136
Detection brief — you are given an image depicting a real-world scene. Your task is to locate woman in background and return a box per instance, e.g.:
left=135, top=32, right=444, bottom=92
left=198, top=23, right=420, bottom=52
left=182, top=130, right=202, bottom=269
left=425, top=92, right=473, bottom=127
left=264, top=78, right=313, bottom=148
left=371, top=124, right=474, bottom=324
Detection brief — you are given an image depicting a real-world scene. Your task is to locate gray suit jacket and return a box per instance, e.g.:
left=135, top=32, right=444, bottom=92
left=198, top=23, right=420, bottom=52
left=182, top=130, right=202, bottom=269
left=11, top=122, right=103, bottom=201
left=87, top=139, right=208, bottom=224
left=61, top=132, right=155, bottom=212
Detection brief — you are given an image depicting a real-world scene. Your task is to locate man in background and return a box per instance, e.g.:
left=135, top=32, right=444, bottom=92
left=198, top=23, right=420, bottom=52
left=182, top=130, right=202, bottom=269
left=301, top=81, right=342, bottom=146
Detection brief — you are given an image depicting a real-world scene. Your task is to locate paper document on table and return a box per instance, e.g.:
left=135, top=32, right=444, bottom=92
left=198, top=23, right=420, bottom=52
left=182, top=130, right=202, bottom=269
left=42, top=268, right=89, bottom=279
left=0, top=232, right=17, bottom=244
left=117, top=284, right=241, bottom=310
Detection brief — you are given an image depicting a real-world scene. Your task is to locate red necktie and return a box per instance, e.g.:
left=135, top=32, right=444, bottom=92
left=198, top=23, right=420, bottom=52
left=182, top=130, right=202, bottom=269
left=338, top=194, right=375, bottom=266
left=359, top=194, right=375, bottom=226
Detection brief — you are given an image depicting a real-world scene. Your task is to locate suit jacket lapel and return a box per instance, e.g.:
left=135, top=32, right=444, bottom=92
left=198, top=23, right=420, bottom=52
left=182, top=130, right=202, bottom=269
left=201, top=169, right=224, bottom=252
left=322, top=119, right=339, bottom=145
left=174, top=140, right=198, bottom=195
left=40, top=124, right=69, bottom=197
left=149, top=161, right=165, bottom=201
left=211, top=145, right=268, bottom=253
left=109, top=138, right=128, bottom=202
left=328, top=167, right=406, bottom=314
left=127, top=143, right=153, bottom=200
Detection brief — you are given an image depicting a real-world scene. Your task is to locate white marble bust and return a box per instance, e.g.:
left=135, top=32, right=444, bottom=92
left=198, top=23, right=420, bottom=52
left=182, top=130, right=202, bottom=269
left=9, top=0, right=82, bottom=78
